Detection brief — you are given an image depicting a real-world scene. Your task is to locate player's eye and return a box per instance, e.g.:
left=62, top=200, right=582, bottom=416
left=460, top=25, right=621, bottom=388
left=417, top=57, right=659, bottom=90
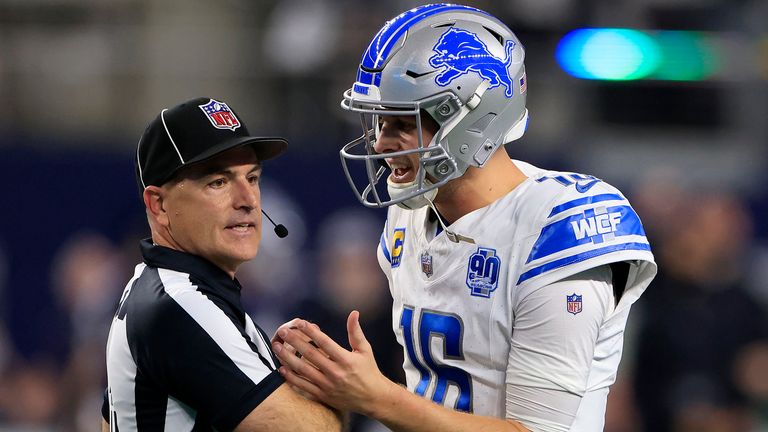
left=247, top=175, right=260, bottom=185
left=394, top=117, right=416, bottom=132
left=379, top=117, right=415, bottom=132
left=400, top=120, right=417, bottom=132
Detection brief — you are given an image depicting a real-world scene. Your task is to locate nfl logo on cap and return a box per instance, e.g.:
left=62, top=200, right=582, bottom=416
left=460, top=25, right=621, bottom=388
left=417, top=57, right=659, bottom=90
left=566, top=293, right=582, bottom=315
left=199, top=99, right=241, bottom=131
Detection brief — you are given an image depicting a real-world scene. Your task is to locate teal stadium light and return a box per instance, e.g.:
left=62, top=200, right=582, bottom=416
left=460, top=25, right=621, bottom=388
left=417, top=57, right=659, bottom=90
left=556, top=28, right=720, bottom=81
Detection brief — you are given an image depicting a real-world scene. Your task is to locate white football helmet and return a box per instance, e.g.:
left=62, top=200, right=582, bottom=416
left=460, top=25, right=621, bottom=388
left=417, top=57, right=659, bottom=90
left=340, top=3, right=529, bottom=209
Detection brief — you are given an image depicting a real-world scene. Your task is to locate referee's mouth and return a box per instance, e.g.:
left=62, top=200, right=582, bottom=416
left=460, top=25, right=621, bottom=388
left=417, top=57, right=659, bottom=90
left=225, top=222, right=256, bottom=233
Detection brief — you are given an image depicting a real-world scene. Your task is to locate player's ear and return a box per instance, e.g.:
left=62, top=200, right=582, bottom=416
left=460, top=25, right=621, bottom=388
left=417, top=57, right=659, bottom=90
left=143, top=185, right=169, bottom=227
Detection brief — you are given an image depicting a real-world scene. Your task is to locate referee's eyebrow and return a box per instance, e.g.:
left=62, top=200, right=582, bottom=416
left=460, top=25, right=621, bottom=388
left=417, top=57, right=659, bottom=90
left=207, top=164, right=262, bottom=177
left=180, top=160, right=262, bottom=181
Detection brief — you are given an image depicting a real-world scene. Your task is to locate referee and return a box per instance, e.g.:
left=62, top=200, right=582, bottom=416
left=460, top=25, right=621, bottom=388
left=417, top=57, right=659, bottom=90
left=103, top=97, right=343, bottom=431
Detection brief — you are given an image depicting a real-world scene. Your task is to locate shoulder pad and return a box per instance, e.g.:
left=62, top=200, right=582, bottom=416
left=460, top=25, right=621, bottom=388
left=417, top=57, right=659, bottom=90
left=516, top=173, right=653, bottom=288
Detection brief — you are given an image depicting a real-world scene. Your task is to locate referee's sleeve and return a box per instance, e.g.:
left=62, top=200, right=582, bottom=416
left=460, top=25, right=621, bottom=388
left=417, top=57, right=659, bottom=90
left=136, top=282, right=285, bottom=430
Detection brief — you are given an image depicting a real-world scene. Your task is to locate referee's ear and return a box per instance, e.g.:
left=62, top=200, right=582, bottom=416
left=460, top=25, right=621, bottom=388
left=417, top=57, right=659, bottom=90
left=143, top=185, right=169, bottom=227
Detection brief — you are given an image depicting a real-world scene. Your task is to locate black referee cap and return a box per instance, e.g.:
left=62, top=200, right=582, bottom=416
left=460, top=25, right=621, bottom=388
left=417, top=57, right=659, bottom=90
left=136, top=97, right=287, bottom=189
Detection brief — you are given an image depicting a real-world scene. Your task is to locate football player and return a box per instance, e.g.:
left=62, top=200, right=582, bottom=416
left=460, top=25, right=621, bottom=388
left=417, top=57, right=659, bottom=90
left=273, top=4, right=656, bottom=431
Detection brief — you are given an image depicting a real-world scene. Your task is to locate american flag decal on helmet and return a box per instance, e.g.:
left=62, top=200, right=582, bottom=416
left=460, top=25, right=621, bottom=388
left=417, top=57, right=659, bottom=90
left=199, top=99, right=241, bottom=131
left=567, top=293, right=582, bottom=315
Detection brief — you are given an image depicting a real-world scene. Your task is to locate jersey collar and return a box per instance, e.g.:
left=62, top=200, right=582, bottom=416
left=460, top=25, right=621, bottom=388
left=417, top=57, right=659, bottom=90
left=139, top=238, right=244, bottom=301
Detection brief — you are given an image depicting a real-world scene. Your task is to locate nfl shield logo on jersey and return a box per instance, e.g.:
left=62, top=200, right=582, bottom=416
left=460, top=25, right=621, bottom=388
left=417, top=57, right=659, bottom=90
left=420, top=251, right=433, bottom=278
left=199, top=99, right=241, bottom=131
left=567, top=293, right=583, bottom=315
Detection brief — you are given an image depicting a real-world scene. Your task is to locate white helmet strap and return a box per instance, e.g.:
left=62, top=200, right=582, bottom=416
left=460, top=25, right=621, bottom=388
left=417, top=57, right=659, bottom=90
left=503, top=109, right=529, bottom=144
left=466, top=80, right=490, bottom=110
left=387, top=176, right=438, bottom=210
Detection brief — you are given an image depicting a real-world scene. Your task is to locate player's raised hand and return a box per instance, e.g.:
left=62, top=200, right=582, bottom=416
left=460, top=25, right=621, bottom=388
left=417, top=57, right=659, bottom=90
left=271, top=311, right=399, bottom=417
left=346, top=310, right=372, bottom=355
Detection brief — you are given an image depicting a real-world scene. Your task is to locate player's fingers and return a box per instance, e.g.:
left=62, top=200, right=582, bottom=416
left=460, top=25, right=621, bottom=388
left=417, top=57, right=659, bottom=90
left=292, top=320, right=349, bottom=362
left=347, top=310, right=372, bottom=353
left=278, top=328, right=337, bottom=372
left=281, top=335, right=318, bottom=360
left=280, top=342, right=301, bottom=359
left=273, top=341, right=331, bottom=387
left=271, top=317, right=303, bottom=344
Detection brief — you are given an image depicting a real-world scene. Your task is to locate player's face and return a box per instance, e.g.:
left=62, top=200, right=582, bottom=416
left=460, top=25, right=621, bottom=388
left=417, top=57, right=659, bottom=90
left=162, top=146, right=263, bottom=276
left=373, top=113, right=439, bottom=184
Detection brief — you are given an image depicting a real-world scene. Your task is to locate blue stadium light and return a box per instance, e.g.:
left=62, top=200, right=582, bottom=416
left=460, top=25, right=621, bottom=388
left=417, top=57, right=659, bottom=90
left=556, top=28, right=725, bottom=81
left=556, top=28, right=661, bottom=80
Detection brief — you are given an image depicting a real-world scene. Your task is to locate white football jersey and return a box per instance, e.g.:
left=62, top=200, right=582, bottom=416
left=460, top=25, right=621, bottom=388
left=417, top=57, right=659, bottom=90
left=377, top=161, right=656, bottom=426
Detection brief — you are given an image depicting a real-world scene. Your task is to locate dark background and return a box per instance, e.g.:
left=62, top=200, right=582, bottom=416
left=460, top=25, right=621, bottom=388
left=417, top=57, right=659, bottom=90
left=0, top=1, right=766, bottom=430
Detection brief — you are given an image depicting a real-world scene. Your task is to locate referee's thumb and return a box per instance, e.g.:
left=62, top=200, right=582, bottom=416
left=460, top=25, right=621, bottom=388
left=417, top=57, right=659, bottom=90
left=347, top=310, right=371, bottom=353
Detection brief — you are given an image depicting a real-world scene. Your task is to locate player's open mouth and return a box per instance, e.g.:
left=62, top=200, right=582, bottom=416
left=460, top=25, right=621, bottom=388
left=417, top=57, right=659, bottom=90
left=388, top=161, right=415, bottom=183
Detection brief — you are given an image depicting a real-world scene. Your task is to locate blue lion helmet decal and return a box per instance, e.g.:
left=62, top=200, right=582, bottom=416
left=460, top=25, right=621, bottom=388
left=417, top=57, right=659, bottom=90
left=429, top=28, right=517, bottom=98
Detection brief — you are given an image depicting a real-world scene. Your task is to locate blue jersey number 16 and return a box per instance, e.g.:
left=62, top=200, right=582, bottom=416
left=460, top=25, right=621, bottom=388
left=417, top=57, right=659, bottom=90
left=400, top=306, right=473, bottom=412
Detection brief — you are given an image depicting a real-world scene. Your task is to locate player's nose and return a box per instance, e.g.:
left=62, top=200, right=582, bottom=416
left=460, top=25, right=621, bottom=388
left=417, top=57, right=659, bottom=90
left=373, top=122, right=402, bottom=154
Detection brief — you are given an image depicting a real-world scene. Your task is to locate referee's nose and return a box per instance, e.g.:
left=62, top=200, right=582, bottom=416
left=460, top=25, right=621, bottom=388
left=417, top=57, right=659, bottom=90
left=232, top=176, right=260, bottom=213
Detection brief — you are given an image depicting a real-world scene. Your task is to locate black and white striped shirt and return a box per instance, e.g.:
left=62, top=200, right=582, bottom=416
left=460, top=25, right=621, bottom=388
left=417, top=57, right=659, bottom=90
left=104, top=239, right=284, bottom=431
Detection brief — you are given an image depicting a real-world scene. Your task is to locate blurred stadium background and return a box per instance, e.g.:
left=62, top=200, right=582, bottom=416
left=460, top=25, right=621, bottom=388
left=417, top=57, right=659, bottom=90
left=0, top=0, right=766, bottom=430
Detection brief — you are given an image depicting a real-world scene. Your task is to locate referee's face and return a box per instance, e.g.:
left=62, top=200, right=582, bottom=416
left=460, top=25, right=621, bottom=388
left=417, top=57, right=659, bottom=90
left=161, top=146, right=263, bottom=277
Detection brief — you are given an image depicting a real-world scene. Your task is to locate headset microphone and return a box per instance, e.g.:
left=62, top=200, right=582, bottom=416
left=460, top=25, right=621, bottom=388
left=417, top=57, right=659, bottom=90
left=261, top=209, right=289, bottom=238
